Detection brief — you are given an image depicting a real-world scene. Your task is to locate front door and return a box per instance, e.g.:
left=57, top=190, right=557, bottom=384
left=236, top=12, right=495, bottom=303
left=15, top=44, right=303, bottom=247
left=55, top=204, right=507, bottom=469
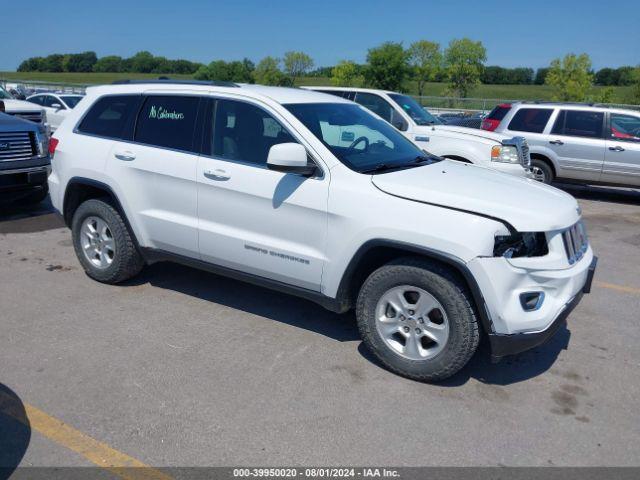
left=197, top=98, right=328, bottom=291
left=602, top=112, right=640, bottom=187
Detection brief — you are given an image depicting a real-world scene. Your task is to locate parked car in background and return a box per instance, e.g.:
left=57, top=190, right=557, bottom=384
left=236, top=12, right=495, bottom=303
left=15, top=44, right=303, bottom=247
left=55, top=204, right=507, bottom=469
left=481, top=102, right=640, bottom=187
left=27, top=93, right=84, bottom=132
left=0, top=86, right=48, bottom=129
left=305, top=87, right=531, bottom=177
left=0, top=109, right=50, bottom=204
left=48, top=80, right=596, bottom=381
left=437, top=112, right=484, bottom=129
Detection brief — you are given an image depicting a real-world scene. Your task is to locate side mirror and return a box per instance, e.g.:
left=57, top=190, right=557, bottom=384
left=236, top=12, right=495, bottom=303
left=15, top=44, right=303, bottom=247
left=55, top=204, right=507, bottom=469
left=267, top=143, right=316, bottom=176
left=51, top=103, right=63, bottom=111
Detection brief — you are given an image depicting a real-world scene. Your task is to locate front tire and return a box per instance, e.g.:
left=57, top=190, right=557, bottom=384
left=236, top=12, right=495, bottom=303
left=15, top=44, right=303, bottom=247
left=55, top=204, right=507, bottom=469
left=530, top=159, right=554, bottom=184
left=71, top=198, right=144, bottom=284
left=356, top=258, right=479, bottom=382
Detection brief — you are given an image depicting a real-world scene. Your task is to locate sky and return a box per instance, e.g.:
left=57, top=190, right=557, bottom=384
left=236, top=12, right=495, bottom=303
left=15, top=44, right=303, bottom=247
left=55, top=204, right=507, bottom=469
left=2, top=0, right=639, bottom=71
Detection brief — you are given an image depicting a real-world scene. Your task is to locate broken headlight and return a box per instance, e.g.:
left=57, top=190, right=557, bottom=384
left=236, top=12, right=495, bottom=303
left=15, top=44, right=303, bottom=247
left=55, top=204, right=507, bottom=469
left=494, top=232, right=548, bottom=258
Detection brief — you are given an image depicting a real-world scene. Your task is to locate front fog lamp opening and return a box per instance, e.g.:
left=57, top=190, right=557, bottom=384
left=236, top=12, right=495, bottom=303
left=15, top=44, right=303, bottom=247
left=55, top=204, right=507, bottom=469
left=520, top=292, right=545, bottom=312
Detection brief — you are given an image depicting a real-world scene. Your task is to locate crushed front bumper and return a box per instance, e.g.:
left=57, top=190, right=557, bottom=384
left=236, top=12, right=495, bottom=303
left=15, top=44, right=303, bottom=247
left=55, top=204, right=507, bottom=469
left=486, top=256, right=597, bottom=360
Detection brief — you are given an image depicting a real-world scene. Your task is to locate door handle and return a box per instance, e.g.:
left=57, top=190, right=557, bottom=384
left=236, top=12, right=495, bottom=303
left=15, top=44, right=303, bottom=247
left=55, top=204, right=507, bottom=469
left=414, top=135, right=430, bottom=142
left=204, top=169, right=230, bottom=181
left=114, top=151, right=136, bottom=161
left=608, top=146, right=625, bottom=152
left=549, top=140, right=564, bottom=145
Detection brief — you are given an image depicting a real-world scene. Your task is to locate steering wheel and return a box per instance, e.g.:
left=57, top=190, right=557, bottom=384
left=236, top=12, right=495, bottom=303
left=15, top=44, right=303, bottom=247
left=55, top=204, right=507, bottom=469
left=347, top=136, right=370, bottom=153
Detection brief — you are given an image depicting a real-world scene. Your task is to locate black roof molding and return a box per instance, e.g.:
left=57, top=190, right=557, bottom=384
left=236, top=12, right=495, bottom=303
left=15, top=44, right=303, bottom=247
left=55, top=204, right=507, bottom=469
left=112, top=78, right=239, bottom=88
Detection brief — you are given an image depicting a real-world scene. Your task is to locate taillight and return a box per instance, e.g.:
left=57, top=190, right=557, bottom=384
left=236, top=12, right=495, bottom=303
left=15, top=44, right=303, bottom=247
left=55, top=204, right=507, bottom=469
left=48, top=137, right=59, bottom=156
left=482, top=119, right=500, bottom=131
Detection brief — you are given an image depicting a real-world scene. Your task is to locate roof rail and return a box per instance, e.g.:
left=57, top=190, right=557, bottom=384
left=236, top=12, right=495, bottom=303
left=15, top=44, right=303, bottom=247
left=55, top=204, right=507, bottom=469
left=111, top=77, right=239, bottom=88
left=521, top=100, right=605, bottom=107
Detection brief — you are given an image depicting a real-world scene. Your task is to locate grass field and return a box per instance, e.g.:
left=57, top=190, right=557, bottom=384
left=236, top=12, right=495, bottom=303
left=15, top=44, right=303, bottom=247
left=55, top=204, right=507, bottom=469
left=1, top=71, right=636, bottom=105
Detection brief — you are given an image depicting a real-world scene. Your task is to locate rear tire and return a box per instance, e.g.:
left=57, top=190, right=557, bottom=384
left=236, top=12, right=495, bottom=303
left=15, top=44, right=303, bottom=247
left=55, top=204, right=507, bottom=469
left=531, top=159, right=554, bottom=184
left=356, top=258, right=479, bottom=382
left=71, top=198, right=144, bottom=284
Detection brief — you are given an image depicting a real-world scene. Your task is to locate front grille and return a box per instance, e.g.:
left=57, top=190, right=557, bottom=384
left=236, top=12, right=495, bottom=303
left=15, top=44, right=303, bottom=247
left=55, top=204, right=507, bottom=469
left=520, top=141, right=531, bottom=167
left=0, top=132, right=36, bottom=162
left=503, top=136, right=531, bottom=167
left=7, top=111, right=43, bottom=124
left=562, top=221, right=588, bottom=265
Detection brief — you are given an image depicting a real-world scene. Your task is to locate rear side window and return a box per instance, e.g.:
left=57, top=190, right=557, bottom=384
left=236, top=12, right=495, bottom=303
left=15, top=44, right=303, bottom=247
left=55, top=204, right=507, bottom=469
left=78, top=95, right=140, bottom=139
left=134, top=96, right=200, bottom=152
left=552, top=110, right=604, bottom=139
left=508, top=108, right=553, bottom=133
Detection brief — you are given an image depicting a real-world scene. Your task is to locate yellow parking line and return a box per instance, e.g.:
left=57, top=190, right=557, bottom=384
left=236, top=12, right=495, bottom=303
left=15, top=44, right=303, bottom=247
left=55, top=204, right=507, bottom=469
left=595, top=281, right=640, bottom=296
left=0, top=391, right=172, bottom=480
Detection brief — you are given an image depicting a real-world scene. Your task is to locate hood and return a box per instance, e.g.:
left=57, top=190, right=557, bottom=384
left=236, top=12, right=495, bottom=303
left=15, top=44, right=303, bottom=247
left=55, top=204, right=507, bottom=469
left=417, top=124, right=510, bottom=144
left=0, top=112, right=41, bottom=132
left=371, top=160, right=580, bottom=232
left=1, top=98, right=42, bottom=112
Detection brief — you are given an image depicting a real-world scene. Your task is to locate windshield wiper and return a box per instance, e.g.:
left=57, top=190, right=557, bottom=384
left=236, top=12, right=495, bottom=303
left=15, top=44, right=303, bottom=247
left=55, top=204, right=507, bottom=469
left=361, top=156, right=436, bottom=174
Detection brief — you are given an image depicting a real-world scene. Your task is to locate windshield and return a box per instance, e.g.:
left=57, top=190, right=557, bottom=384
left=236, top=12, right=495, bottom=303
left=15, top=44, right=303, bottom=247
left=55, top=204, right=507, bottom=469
left=285, top=102, right=440, bottom=173
left=0, top=87, right=13, bottom=99
left=388, top=94, right=441, bottom=126
left=61, top=96, right=83, bottom=108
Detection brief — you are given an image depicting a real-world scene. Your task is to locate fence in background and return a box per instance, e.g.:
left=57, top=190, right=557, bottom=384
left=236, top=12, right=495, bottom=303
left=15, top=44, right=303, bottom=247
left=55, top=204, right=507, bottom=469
left=3, top=78, right=640, bottom=115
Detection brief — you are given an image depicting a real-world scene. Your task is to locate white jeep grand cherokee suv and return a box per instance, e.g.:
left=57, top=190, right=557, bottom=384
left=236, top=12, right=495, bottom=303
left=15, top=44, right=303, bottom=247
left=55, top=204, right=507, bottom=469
left=48, top=80, right=597, bottom=381
left=304, top=86, right=532, bottom=178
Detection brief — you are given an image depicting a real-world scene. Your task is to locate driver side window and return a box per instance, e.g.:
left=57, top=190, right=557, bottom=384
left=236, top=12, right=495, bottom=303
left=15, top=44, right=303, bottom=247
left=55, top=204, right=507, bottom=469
left=354, top=92, right=394, bottom=124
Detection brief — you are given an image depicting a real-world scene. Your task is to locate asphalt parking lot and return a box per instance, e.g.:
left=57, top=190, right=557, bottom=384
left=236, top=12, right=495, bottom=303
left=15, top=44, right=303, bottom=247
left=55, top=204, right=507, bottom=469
left=1, top=184, right=639, bottom=473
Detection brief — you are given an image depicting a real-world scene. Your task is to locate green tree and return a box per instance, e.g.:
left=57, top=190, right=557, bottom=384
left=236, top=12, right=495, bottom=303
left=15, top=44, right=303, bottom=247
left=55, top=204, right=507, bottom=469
left=631, top=67, right=640, bottom=104
left=253, top=57, right=290, bottom=86
left=62, top=52, right=97, bottom=72
left=363, top=42, right=409, bottom=91
left=331, top=60, right=361, bottom=86
left=128, top=51, right=158, bottom=73
left=41, top=54, right=65, bottom=72
left=407, top=40, right=442, bottom=96
left=283, top=51, right=314, bottom=84
left=534, top=67, right=550, bottom=85
left=195, top=59, right=254, bottom=83
left=93, top=56, right=123, bottom=72
left=17, top=57, right=45, bottom=72
left=443, top=38, right=487, bottom=98
left=545, top=53, right=593, bottom=102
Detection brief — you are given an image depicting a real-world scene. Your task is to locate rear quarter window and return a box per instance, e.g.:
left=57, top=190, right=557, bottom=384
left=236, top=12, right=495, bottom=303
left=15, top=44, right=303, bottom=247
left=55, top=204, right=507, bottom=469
left=77, top=95, right=141, bottom=139
left=134, top=95, right=200, bottom=152
left=508, top=108, right=553, bottom=134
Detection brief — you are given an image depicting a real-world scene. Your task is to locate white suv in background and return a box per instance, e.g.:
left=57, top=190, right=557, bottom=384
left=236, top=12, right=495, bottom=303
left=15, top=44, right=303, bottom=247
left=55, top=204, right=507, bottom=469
left=27, top=93, right=84, bottom=132
left=482, top=102, right=640, bottom=187
left=48, top=80, right=596, bottom=382
left=305, top=86, right=531, bottom=177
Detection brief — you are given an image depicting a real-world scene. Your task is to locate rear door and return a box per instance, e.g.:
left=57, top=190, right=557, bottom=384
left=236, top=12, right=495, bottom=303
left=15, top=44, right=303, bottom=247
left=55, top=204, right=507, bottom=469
left=547, top=109, right=605, bottom=181
left=602, top=112, right=640, bottom=186
left=105, top=93, right=202, bottom=257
